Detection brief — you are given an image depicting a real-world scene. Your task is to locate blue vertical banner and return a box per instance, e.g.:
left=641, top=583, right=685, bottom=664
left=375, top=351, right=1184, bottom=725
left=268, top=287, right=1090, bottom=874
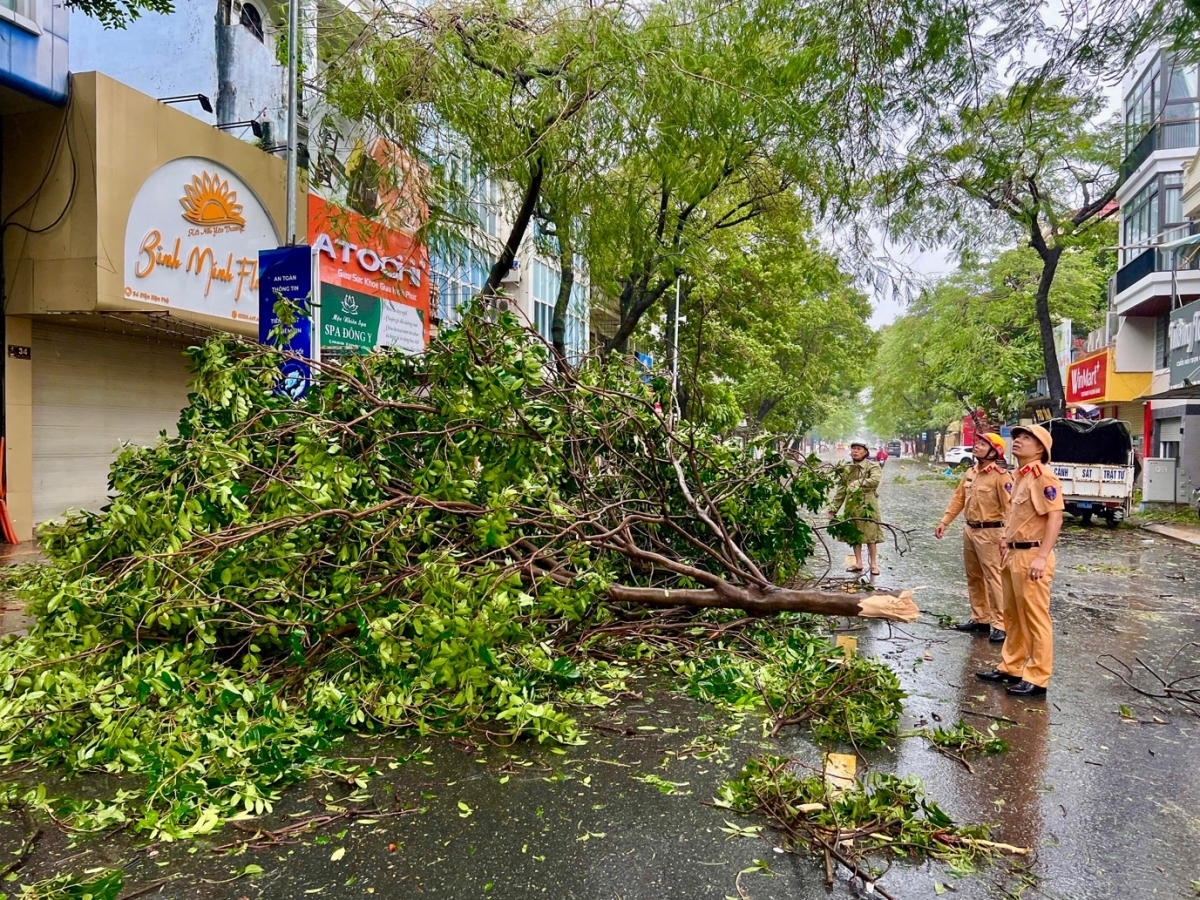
left=259, top=246, right=315, bottom=400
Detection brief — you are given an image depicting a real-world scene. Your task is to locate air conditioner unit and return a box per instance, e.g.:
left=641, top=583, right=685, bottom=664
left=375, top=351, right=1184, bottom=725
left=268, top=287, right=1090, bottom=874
left=500, top=262, right=521, bottom=285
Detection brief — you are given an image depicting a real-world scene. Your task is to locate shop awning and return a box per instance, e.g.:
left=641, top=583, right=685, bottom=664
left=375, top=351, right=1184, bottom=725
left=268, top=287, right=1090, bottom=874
left=1141, top=383, right=1200, bottom=401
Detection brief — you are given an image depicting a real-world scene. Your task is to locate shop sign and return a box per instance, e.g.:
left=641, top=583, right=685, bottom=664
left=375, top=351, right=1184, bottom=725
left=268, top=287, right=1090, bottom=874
left=1168, top=298, right=1200, bottom=388
left=259, top=246, right=315, bottom=399
left=308, top=196, right=429, bottom=354
left=1066, top=351, right=1107, bottom=402
left=124, top=158, right=279, bottom=323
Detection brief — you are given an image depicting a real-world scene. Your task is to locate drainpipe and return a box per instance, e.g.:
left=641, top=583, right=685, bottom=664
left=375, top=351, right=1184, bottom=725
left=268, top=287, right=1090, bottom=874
left=215, top=0, right=236, bottom=126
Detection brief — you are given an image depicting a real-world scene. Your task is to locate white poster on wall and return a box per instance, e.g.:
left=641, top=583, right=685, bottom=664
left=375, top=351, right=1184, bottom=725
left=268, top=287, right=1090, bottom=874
left=123, top=157, right=279, bottom=325
left=1053, top=319, right=1073, bottom=387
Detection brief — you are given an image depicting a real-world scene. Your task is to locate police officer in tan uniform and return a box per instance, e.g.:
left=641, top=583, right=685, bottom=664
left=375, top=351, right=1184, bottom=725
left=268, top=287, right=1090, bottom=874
left=935, top=433, right=1013, bottom=643
left=977, top=424, right=1064, bottom=698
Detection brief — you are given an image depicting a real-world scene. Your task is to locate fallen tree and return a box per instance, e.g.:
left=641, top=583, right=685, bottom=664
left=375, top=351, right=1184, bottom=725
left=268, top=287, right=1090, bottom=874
left=0, top=308, right=915, bottom=837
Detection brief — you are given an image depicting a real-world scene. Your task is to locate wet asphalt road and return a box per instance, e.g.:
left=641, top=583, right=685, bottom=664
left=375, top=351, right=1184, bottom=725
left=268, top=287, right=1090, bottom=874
left=10, top=459, right=1200, bottom=899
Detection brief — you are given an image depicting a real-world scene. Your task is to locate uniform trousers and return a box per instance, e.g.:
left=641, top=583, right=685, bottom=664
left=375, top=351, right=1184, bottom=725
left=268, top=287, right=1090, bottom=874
left=998, top=547, right=1055, bottom=687
left=962, top=526, right=1005, bottom=629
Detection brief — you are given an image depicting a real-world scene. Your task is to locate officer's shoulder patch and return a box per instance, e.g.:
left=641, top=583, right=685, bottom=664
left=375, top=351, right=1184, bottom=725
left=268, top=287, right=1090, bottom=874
left=1004, top=481, right=1013, bottom=493
left=1031, top=464, right=1042, bottom=477
left=1043, top=485, right=1057, bottom=501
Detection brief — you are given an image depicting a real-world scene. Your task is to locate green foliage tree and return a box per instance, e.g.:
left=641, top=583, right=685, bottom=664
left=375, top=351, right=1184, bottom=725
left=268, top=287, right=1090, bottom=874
left=584, top=0, right=980, bottom=354
left=66, top=0, right=172, bottom=28
left=868, top=226, right=1115, bottom=435
left=327, top=0, right=632, bottom=301
left=813, top=403, right=865, bottom=444
left=674, top=201, right=875, bottom=435
left=882, top=75, right=1121, bottom=418
left=0, top=311, right=918, bottom=837
left=326, top=0, right=984, bottom=362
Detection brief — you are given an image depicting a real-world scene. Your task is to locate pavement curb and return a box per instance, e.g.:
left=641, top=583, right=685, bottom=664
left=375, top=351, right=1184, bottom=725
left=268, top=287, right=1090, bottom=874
left=1139, top=522, right=1200, bottom=547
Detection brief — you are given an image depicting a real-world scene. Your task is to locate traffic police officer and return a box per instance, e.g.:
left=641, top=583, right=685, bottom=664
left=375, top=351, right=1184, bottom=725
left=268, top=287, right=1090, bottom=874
left=935, top=433, right=1012, bottom=643
left=977, top=423, right=1064, bottom=698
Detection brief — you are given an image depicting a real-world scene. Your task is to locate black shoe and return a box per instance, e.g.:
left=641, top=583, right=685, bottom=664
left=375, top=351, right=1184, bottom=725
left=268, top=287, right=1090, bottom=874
left=953, top=620, right=991, bottom=633
left=989, top=628, right=1006, bottom=643
left=976, top=669, right=1021, bottom=684
left=1006, top=680, right=1047, bottom=697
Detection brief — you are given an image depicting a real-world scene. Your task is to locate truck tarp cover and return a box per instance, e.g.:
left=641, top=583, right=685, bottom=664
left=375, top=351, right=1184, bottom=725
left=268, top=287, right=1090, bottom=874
left=1045, top=418, right=1132, bottom=465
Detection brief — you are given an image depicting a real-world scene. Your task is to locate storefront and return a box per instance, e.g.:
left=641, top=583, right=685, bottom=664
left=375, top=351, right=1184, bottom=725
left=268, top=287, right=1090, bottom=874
left=308, top=195, right=430, bottom=355
left=1064, top=347, right=1152, bottom=458
left=2, top=71, right=297, bottom=539
left=1145, top=300, right=1200, bottom=502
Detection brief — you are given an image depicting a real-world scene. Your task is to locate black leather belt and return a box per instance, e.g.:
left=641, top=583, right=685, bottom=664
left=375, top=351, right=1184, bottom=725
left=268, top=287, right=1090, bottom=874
left=1009, top=541, right=1041, bottom=549
left=967, top=521, right=1003, bottom=528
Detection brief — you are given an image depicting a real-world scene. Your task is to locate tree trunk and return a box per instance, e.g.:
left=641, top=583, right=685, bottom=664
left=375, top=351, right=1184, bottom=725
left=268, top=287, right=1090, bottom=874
left=1032, top=246, right=1065, bottom=417
left=605, top=273, right=678, bottom=355
left=755, top=397, right=782, bottom=427
left=607, top=584, right=919, bottom=622
left=484, top=154, right=545, bottom=297
left=550, top=215, right=574, bottom=374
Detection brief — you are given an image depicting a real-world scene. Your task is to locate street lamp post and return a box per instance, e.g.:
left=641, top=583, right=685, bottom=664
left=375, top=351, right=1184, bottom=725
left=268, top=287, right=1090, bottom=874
left=670, top=277, right=687, bottom=426
left=284, top=0, right=299, bottom=245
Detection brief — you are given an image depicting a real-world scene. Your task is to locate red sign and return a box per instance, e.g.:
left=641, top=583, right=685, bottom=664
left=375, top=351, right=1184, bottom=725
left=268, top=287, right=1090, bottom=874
left=307, top=195, right=431, bottom=346
left=1066, top=351, right=1107, bottom=402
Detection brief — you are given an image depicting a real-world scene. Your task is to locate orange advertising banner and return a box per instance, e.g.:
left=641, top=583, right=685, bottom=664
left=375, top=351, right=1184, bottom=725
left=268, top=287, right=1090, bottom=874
left=307, top=195, right=431, bottom=352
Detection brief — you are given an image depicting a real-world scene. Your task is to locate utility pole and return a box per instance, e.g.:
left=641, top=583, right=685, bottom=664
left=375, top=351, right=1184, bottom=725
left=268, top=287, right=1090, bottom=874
left=284, top=0, right=299, bottom=245
left=670, top=277, right=685, bottom=425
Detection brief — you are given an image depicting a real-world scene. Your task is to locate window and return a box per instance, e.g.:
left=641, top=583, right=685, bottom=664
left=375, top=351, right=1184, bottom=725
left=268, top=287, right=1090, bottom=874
left=532, top=260, right=556, bottom=343
left=432, top=245, right=489, bottom=326
left=0, top=0, right=39, bottom=33
left=1122, top=179, right=1160, bottom=265
left=1125, top=53, right=1200, bottom=153
left=1126, top=58, right=1161, bottom=153
left=1160, top=440, right=1181, bottom=459
left=1155, top=312, right=1170, bottom=369
left=1120, top=172, right=1191, bottom=266
left=239, top=2, right=264, bottom=41
left=446, top=155, right=499, bottom=239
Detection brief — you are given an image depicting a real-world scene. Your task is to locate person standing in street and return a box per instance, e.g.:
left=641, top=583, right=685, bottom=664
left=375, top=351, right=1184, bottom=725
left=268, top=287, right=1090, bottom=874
left=828, top=441, right=883, bottom=576
left=977, top=424, right=1064, bottom=698
left=935, top=433, right=1012, bottom=643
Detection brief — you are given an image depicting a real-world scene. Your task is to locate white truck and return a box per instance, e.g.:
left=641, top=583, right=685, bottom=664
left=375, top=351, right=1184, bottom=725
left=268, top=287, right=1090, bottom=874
left=1045, top=418, right=1137, bottom=529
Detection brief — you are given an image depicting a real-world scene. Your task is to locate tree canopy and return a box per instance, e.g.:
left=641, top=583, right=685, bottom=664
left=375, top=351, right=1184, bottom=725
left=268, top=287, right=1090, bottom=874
left=868, top=226, right=1115, bottom=437
left=673, top=200, right=874, bottom=435
left=323, top=0, right=985, bottom=359
left=879, top=69, right=1122, bottom=416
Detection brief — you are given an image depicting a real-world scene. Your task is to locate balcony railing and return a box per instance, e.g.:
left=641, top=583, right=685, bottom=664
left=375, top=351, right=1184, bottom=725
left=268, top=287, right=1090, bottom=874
left=1120, top=118, right=1200, bottom=183
left=1114, top=225, right=1200, bottom=296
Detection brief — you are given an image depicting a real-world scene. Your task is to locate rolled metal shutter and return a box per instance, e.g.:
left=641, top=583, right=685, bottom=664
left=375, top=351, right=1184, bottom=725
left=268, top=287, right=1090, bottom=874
left=32, top=322, right=192, bottom=524
left=1159, top=417, right=1183, bottom=443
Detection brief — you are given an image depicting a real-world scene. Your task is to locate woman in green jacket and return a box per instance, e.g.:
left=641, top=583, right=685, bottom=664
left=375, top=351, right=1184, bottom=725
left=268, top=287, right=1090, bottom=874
left=828, top=441, right=884, bottom=575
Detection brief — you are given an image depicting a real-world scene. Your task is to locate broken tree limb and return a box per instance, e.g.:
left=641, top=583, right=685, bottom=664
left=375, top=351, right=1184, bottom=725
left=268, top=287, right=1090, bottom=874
left=606, top=585, right=919, bottom=622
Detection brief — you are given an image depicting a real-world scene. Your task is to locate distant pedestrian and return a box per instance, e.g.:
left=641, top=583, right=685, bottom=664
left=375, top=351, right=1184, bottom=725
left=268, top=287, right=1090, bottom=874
left=828, top=441, right=883, bottom=576
left=875, top=447, right=889, bottom=466
left=976, top=424, right=1063, bottom=699
left=935, top=433, right=1012, bottom=643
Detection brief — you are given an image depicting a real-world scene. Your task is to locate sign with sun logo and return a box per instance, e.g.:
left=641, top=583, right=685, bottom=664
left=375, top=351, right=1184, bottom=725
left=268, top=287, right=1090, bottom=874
left=179, top=172, right=246, bottom=228
left=124, top=157, right=278, bottom=329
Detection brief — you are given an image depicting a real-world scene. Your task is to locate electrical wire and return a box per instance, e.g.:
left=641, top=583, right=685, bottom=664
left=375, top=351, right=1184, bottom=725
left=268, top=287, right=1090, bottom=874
left=1, top=75, right=75, bottom=233
left=2, top=81, right=78, bottom=238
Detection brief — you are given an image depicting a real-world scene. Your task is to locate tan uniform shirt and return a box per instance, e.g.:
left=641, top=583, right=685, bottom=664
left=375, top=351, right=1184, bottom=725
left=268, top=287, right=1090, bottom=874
left=940, top=464, right=1013, bottom=526
left=1004, top=464, right=1065, bottom=543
